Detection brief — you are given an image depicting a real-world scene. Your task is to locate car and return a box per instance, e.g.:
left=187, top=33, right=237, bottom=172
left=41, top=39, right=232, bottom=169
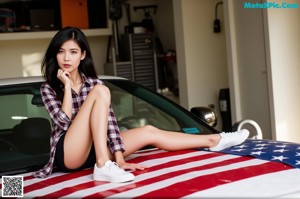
left=1, top=76, right=300, bottom=198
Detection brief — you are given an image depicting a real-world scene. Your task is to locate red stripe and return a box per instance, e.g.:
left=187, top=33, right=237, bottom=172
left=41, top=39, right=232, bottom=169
left=24, top=169, right=92, bottom=193
left=126, top=149, right=199, bottom=164
left=35, top=181, right=106, bottom=199
left=133, top=148, right=160, bottom=154
left=35, top=150, right=222, bottom=198
left=138, top=161, right=292, bottom=198
left=84, top=153, right=242, bottom=198
left=23, top=149, right=184, bottom=194
left=24, top=150, right=204, bottom=198
left=131, top=152, right=224, bottom=177
left=24, top=175, right=35, bottom=181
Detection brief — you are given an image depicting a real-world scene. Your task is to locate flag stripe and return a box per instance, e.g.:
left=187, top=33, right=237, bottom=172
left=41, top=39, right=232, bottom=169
left=5, top=148, right=297, bottom=198
left=183, top=168, right=300, bottom=198
left=138, top=161, right=292, bottom=198
left=29, top=174, right=95, bottom=197
left=23, top=149, right=204, bottom=197
left=85, top=156, right=252, bottom=198
left=126, top=149, right=199, bottom=164
left=57, top=152, right=236, bottom=198
left=37, top=181, right=101, bottom=199
left=109, top=159, right=290, bottom=198
left=35, top=151, right=223, bottom=198
left=24, top=149, right=173, bottom=194
left=24, top=169, right=92, bottom=193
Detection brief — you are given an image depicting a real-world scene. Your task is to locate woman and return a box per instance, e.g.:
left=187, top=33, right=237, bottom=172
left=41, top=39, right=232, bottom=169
left=33, top=27, right=249, bottom=183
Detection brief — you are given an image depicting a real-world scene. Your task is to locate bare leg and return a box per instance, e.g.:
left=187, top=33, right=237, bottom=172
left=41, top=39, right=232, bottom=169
left=63, top=84, right=111, bottom=169
left=121, top=125, right=221, bottom=157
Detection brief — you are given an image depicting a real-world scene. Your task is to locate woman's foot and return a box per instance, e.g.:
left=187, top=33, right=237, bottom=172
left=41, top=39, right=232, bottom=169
left=209, top=129, right=249, bottom=151
left=93, top=160, right=135, bottom=183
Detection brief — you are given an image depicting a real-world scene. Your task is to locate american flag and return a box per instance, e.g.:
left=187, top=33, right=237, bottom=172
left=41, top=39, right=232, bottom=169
left=1, top=147, right=300, bottom=198
left=214, top=139, right=300, bottom=169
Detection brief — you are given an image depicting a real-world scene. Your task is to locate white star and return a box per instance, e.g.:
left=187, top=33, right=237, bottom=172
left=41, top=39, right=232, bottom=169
left=251, top=151, right=265, bottom=155
left=256, top=143, right=269, bottom=147
left=252, top=140, right=264, bottom=143
left=272, top=155, right=289, bottom=161
left=234, top=144, right=248, bottom=149
left=296, top=160, right=300, bottom=165
left=253, top=147, right=267, bottom=150
left=275, top=145, right=287, bottom=148
left=273, top=149, right=289, bottom=153
left=296, top=152, right=300, bottom=157
left=231, top=149, right=246, bottom=152
left=269, top=141, right=279, bottom=144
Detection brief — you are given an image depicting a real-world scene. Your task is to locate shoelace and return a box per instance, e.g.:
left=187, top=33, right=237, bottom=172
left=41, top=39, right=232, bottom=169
left=222, top=132, right=235, bottom=134
left=107, top=162, right=126, bottom=174
left=221, top=132, right=238, bottom=136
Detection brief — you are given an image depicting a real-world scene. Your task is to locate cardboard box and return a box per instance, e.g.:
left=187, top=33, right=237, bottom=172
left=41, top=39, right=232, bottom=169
left=60, top=0, right=88, bottom=29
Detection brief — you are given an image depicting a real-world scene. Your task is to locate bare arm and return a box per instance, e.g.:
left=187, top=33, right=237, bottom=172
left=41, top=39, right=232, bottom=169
left=57, top=69, right=73, bottom=119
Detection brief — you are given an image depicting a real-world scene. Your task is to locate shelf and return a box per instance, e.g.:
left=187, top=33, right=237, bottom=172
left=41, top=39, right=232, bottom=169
left=0, top=28, right=112, bottom=41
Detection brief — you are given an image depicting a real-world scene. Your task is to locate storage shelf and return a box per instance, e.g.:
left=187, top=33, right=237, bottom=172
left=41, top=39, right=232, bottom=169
left=0, top=28, right=112, bottom=41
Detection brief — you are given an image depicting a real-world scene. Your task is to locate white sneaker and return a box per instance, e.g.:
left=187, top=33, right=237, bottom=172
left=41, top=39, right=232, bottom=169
left=93, top=160, right=135, bottom=183
left=209, top=129, right=249, bottom=151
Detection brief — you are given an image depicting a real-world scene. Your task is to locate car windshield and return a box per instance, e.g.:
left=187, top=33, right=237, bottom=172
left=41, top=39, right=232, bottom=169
left=106, top=80, right=214, bottom=134
left=0, top=79, right=215, bottom=176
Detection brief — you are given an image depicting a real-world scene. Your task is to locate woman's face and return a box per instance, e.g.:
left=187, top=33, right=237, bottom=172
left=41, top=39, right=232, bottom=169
left=56, top=39, right=86, bottom=74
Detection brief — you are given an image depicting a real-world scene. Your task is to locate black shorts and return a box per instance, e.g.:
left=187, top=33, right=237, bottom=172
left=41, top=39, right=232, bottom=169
left=54, top=133, right=96, bottom=172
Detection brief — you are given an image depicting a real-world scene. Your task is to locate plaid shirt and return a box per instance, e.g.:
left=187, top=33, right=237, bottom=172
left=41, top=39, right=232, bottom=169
left=32, top=73, right=125, bottom=178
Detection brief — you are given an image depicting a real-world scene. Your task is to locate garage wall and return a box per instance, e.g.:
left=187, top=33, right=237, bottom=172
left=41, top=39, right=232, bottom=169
left=224, top=0, right=300, bottom=142
left=223, top=0, right=272, bottom=139
left=0, top=36, right=108, bottom=79
left=173, top=0, right=229, bottom=130
left=265, top=0, right=300, bottom=142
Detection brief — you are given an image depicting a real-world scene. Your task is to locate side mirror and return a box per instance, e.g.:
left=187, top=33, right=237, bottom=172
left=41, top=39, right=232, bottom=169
left=190, top=106, right=217, bottom=127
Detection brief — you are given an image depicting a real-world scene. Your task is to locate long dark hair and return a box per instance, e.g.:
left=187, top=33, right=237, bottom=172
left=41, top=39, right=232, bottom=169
left=41, top=27, right=98, bottom=100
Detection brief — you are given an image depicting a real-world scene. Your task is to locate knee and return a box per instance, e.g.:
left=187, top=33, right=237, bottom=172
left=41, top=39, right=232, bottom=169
left=92, top=84, right=111, bottom=104
left=140, top=125, right=161, bottom=144
left=142, top=125, right=159, bottom=135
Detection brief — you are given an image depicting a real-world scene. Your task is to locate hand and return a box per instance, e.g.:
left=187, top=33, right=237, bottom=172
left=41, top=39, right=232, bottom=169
left=118, top=161, right=148, bottom=171
left=57, top=69, right=71, bottom=86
